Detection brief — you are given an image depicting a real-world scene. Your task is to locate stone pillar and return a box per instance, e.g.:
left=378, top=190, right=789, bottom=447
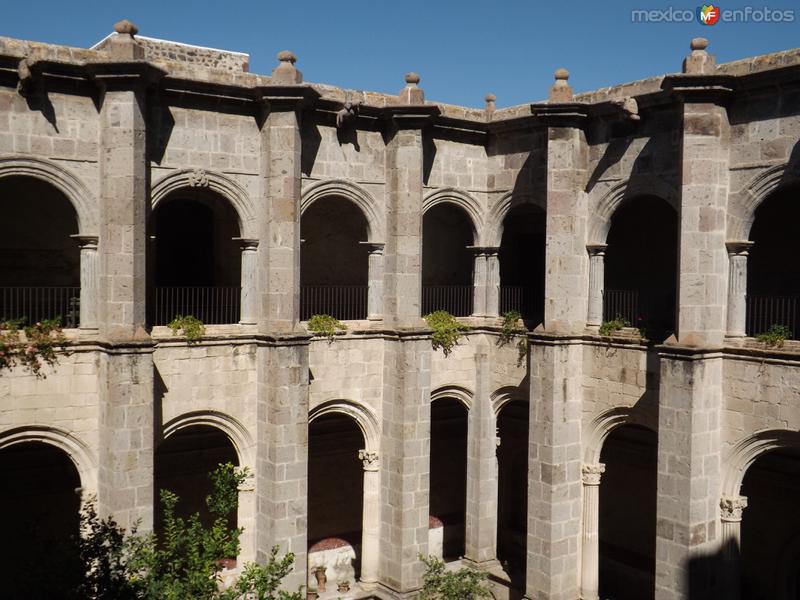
left=237, top=238, right=259, bottom=325
left=472, top=249, right=488, bottom=317
left=359, top=449, right=381, bottom=589
left=719, top=496, right=747, bottom=600
left=725, top=242, right=753, bottom=338
left=71, top=235, right=99, bottom=331
left=464, top=341, right=499, bottom=567
left=485, top=248, right=500, bottom=318
left=237, top=471, right=256, bottom=565
left=362, top=242, right=385, bottom=320
left=580, top=463, right=605, bottom=600
left=586, top=245, right=607, bottom=328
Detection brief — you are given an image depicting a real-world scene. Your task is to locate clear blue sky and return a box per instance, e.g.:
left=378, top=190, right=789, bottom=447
left=3, top=0, right=799, bottom=107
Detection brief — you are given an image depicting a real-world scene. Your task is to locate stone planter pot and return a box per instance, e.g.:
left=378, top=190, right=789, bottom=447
left=313, top=567, right=327, bottom=593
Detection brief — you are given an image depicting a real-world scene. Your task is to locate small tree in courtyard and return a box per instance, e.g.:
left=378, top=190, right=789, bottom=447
left=419, top=555, right=493, bottom=600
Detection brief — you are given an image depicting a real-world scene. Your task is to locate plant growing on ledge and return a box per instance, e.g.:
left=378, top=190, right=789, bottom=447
left=497, top=310, right=528, bottom=367
left=599, top=314, right=631, bottom=338
left=424, top=310, right=469, bottom=357
left=0, top=318, right=68, bottom=378
left=757, top=324, right=792, bottom=348
left=419, top=554, right=492, bottom=600
left=168, top=314, right=206, bottom=341
left=307, top=314, right=347, bottom=342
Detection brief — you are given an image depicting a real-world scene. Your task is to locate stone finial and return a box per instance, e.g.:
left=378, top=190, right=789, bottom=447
left=683, top=37, right=716, bottom=74
left=113, top=19, right=139, bottom=37
left=549, top=67, right=573, bottom=103
left=485, top=93, right=496, bottom=113
left=399, top=72, right=424, bottom=105
left=107, top=19, right=143, bottom=60
left=271, top=50, right=303, bottom=84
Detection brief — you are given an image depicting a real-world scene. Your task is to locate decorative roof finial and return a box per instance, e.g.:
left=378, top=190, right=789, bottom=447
left=549, top=67, right=573, bottom=102
left=113, top=19, right=139, bottom=37
left=683, top=37, right=715, bottom=74
left=271, top=50, right=303, bottom=84
left=399, top=72, right=424, bottom=105
left=485, top=93, right=496, bottom=114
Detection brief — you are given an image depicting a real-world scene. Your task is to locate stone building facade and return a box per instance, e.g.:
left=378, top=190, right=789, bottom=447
left=1, top=21, right=800, bottom=600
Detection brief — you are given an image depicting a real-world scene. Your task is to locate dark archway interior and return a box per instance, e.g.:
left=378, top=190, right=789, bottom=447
left=496, top=399, right=529, bottom=586
left=308, top=413, right=364, bottom=571
left=422, top=204, right=474, bottom=316
left=0, top=176, right=80, bottom=324
left=430, top=397, right=468, bottom=560
left=741, top=447, right=800, bottom=600
left=605, top=196, right=677, bottom=336
left=154, top=425, right=239, bottom=535
left=0, top=442, right=83, bottom=597
left=747, top=187, right=800, bottom=337
left=598, top=424, right=657, bottom=600
left=300, top=197, right=369, bottom=319
left=499, top=204, right=545, bottom=322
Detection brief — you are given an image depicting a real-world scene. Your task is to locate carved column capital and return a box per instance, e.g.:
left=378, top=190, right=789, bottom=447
left=70, top=234, right=99, bottom=250
left=233, top=237, right=259, bottom=251
left=587, top=243, right=608, bottom=257
left=359, top=449, right=380, bottom=472
left=238, top=471, right=256, bottom=492
left=726, top=241, right=754, bottom=257
left=360, top=241, right=386, bottom=256
left=720, top=496, right=748, bottom=522
left=582, top=463, right=605, bottom=486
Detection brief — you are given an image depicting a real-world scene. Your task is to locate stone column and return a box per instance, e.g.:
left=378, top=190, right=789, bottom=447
left=71, top=235, right=99, bottom=331
left=586, top=245, right=607, bottom=328
left=580, top=463, right=605, bottom=600
left=237, top=471, right=256, bottom=565
left=362, top=242, right=385, bottom=320
left=471, top=249, right=488, bottom=317
left=236, top=238, right=259, bottom=325
left=725, top=242, right=753, bottom=338
left=485, top=248, right=500, bottom=318
left=720, top=496, right=747, bottom=600
left=359, top=449, right=381, bottom=589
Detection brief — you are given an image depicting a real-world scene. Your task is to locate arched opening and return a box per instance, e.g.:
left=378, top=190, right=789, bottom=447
left=499, top=204, right=545, bottom=323
left=740, top=447, right=800, bottom=600
left=746, top=186, right=800, bottom=339
left=422, top=204, right=474, bottom=316
left=0, top=441, right=83, bottom=596
left=604, top=196, right=677, bottom=339
left=598, top=425, right=657, bottom=600
left=0, top=176, right=81, bottom=326
left=308, top=413, right=364, bottom=588
left=301, top=197, right=369, bottom=320
left=430, top=397, right=468, bottom=560
left=154, top=425, right=240, bottom=536
left=496, top=400, right=529, bottom=587
left=149, top=190, right=241, bottom=325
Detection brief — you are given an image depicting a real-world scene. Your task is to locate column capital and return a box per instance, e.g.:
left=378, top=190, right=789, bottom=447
left=70, top=234, right=99, bottom=250
left=238, top=471, right=256, bottom=492
left=582, top=463, right=605, bottom=486
left=233, top=237, right=259, bottom=251
left=467, top=245, right=500, bottom=257
left=359, top=449, right=380, bottom=472
left=720, top=496, right=748, bottom=522
left=586, top=243, right=608, bottom=257
left=726, top=240, right=754, bottom=256
left=359, top=241, right=385, bottom=255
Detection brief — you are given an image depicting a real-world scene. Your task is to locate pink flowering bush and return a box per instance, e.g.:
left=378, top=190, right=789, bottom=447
left=0, top=318, right=67, bottom=377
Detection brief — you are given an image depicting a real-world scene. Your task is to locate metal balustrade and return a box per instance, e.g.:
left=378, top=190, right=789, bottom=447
left=422, top=285, right=473, bottom=317
left=154, top=287, right=241, bottom=326
left=0, top=286, right=81, bottom=327
left=300, top=285, right=368, bottom=321
left=746, top=294, right=800, bottom=339
left=603, top=289, right=675, bottom=335
left=499, top=286, right=542, bottom=321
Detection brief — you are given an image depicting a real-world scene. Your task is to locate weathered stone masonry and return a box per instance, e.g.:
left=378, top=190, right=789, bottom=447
left=3, top=20, right=800, bottom=599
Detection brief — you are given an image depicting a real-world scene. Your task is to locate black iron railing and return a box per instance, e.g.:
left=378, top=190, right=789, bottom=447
left=499, top=286, right=542, bottom=321
left=0, top=286, right=80, bottom=327
left=154, top=287, right=241, bottom=326
left=300, top=285, right=368, bottom=321
left=422, top=285, right=473, bottom=317
left=746, top=294, right=800, bottom=339
left=603, top=289, right=675, bottom=335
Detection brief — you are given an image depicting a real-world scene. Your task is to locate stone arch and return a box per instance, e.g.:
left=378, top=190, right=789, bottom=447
left=151, top=169, right=256, bottom=238
left=0, top=425, right=97, bottom=492
left=722, top=428, right=800, bottom=497
left=301, top=179, right=383, bottom=242
left=0, top=155, right=98, bottom=235
left=308, top=399, right=380, bottom=452
left=584, top=406, right=658, bottom=464
left=162, top=411, right=255, bottom=469
left=422, top=188, right=484, bottom=243
left=491, top=385, right=527, bottom=417
left=485, top=191, right=544, bottom=247
left=733, top=163, right=800, bottom=241
left=588, top=177, right=679, bottom=244
left=431, top=385, right=473, bottom=411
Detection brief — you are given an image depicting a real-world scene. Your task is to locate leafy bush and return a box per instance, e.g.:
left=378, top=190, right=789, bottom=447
left=419, top=555, right=492, bottom=600
left=497, top=310, right=528, bottom=367
left=307, top=314, right=347, bottom=342
left=757, top=324, right=792, bottom=348
left=0, top=318, right=67, bottom=377
left=168, top=315, right=206, bottom=341
left=598, top=315, right=630, bottom=337
left=424, top=310, right=469, bottom=357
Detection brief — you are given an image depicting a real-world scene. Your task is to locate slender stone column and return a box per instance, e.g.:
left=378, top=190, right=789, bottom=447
left=472, top=249, right=488, bottom=317
left=362, top=242, right=385, bottom=320
left=580, top=463, right=605, bottom=600
left=485, top=248, right=500, bottom=318
left=237, top=471, right=256, bottom=564
left=586, top=245, right=607, bottom=328
left=725, top=242, right=753, bottom=338
left=720, top=496, right=747, bottom=600
left=359, top=449, right=381, bottom=589
left=71, top=235, right=99, bottom=330
left=236, top=238, right=259, bottom=325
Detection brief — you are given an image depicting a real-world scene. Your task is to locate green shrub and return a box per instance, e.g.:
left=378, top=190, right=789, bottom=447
left=599, top=315, right=630, bottom=337
left=419, top=555, right=492, bottom=600
left=757, top=324, right=792, bottom=348
left=497, top=310, right=528, bottom=367
left=0, top=318, right=68, bottom=377
left=307, top=314, right=347, bottom=342
left=168, top=315, right=206, bottom=341
left=424, top=310, right=469, bottom=357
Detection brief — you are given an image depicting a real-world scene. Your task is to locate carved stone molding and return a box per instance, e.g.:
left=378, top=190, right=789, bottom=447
left=582, top=463, right=606, bottom=486
left=720, top=496, right=748, bottom=521
left=188, top=168, right=209, bottom=187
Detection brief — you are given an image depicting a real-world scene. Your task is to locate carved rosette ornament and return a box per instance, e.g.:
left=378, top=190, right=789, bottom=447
left=720, top=496, right=748, bottom=522
left=358, top=449, right=380, bottom=472
left=189, top=169, right=209, bottom=187
left=582, top=463, right=605, bottom=486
